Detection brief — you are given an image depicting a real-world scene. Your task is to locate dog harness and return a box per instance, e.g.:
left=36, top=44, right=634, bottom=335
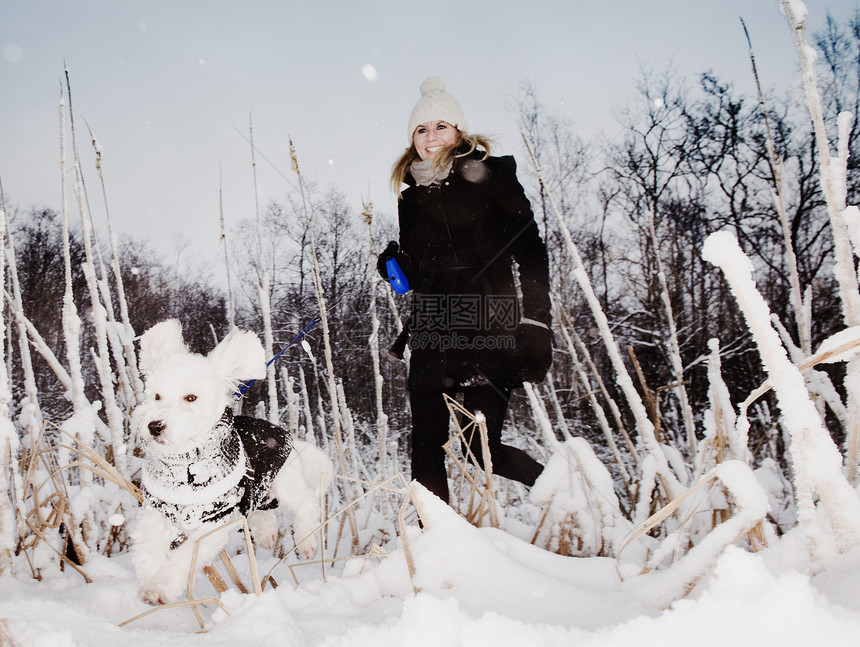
left=142, top=409, right=293, bottom=539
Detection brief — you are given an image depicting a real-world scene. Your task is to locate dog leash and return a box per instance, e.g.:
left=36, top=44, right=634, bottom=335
left=235, top=316, right=322, bottom=398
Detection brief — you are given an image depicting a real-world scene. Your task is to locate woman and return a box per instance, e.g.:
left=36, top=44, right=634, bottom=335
left=378, top=77, right=553, bottom=503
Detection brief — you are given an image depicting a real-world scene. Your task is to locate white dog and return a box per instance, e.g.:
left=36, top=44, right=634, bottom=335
left=131, top=319, right=333, bottom=605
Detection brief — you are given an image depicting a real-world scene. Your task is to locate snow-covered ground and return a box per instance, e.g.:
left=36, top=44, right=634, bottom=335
left=2, top=487, right=860, bottom=646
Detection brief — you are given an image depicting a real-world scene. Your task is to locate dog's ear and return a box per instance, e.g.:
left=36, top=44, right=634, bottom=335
left=138, top=319, right=189, bottom=374
left=207, top=328, right=267, bottom=382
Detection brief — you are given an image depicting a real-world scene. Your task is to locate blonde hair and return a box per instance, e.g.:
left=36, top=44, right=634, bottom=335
left=390, top=131, right=494, bottom=197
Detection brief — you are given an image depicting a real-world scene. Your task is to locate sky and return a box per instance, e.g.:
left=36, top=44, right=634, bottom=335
left=1, top=0, right=858, bottom=281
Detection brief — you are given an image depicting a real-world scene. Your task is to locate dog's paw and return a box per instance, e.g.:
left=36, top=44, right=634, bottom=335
left=295, top=537, right=319, bottom=560
left=248, top=509, right=279, bottom=550
left=255, top=529, right=278, bottom=551
left=139, top=582, right=171, bottom=606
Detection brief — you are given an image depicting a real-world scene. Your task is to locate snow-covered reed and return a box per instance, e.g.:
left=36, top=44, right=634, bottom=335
left=704, top=230, right=860, bottom=554
left=248, top=117, right=279, bottom=424
left=781, top=0, right=860, bottom=482
left=0, top=204, right=21, bottom=574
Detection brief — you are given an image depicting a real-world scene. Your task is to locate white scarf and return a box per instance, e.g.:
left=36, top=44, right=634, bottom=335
left=410, top=158, right=453, bottom=186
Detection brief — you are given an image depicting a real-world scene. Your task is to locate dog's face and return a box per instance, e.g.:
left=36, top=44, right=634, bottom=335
left=135, top=320, right=267, bottom=458
left=137, top=355, right=233, bottom=456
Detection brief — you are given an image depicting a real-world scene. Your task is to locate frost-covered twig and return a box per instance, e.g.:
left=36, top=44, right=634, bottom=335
left=691, top=344, right=733, bottom=482
left=362, top=203, right=392, bottom=523
left=742, top=16, right=811, bottom=355
left=645, top=206, right=697, bottom=456
left=71, top=162, right=126, bottom=477
left=219, top=166, right=236, bottom=328
left=64, top=69, right=126, bottom=486
left=85, top=119, right=145, bottom=411
left=0, top=201, right=21, bottom=574
left=298, top=365, right=316, bottom=446
left=4, top=212, right=42, bottom=452
left=560, top=305, right=638, bottom=465
left=363, top=203, right=390, bottom=484
left=523, top=382, right=562, bottom=453
left=248, top=116, right=279, bottom=423
left=282, top=368, right=300, bottom=437
left=56, top=83, right=84, bottom=440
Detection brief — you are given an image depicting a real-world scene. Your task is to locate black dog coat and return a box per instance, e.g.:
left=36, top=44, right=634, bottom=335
left=233, top=412, right=293, bottom=515
left=141, top=409, right=293, bottom=533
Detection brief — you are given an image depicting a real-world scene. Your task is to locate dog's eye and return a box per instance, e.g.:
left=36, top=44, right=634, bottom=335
left=184, top=394, right=197, bottom=403
left=154, top=394, right=161, bottom=401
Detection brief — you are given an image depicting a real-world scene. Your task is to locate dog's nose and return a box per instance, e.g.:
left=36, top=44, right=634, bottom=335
left=148, top=420, right=165, bottom=437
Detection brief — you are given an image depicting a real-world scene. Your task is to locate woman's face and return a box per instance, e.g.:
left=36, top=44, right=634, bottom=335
left=413, top=121, right=460, bottom=161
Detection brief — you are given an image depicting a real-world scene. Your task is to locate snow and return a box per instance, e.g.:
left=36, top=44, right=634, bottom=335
left=814, top=325, right=860, bottom=363
left=780, top=0, right=809, bottom=24
left=2, top=485, right=860, bottom=645
left=530, top=438, right=639, bottom=559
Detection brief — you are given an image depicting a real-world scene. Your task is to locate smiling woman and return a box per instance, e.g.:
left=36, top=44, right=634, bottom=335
left=378, top=76, right=554, bottom=505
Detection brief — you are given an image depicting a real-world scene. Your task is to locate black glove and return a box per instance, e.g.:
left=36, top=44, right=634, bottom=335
left=376, top=241, right=415, bottom=284
left=515, top=319, right=553, bottom=383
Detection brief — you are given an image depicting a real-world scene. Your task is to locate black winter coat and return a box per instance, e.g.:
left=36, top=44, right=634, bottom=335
left=397, top=149, right=551, bottom=390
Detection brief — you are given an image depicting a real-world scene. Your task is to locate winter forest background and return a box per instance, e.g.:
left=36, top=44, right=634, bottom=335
left=3, top=1, right=860, bottom=643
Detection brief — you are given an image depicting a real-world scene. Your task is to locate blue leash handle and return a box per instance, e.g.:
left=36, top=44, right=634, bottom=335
left=386, top=257, right=410, bottom=294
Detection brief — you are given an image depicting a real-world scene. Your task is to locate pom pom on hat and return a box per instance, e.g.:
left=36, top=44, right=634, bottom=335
left=419, top=76, right=446, bottom=95
left=407, top=76, right=468, bottom=143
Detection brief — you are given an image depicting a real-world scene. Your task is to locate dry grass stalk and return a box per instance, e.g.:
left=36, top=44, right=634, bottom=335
left=203, top=564, right=229, bottom=593
left=529, top=499, right=554, bottom=546
left=531, top=493, right=585, bottom=557
left=14, top=419, right=142, bottom=567
left=522, top=135, right=682, bottom=498
left=556, top=513, right=584, bottom=557
left=619, top=472, right=719, bottom=574
left=618, top=467, right=768, bottom=579
left=627, top=346, right=663, bottom=444
left=118, top=597, right=231, bottom=630
left=287, top=548, right=387, bottom=586
left=276, top=472, right=409, bottom=574
left=362, top=200, right=391, bottom=488
left=746, top=519, right=769, bottom=552
left=20, top=500, right=91, bottom=583
left=186, top=517, right=261, bottom=601
left=442, top=394, right=499, bottom=528
left=276, top=473, right=422, bottom=594
left=217, top=549, right=249, bottom=594
left=48, top=421, right=142, bottom=504
left=0, top=618, right=22, bottom=647
left=559, top=307, right=638, bottom=465
left=18, top=424, right=91, bottom=579
left=742, top=335, right=860, bottom=409
left=555, top=310, right=635, bottom=494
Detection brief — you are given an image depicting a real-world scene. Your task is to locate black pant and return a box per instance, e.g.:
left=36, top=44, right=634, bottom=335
left=408, top=385, right=544, bottom=502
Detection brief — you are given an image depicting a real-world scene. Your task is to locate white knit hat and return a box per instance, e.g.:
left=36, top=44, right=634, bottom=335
left=407, top=77, right=468, bottom=143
